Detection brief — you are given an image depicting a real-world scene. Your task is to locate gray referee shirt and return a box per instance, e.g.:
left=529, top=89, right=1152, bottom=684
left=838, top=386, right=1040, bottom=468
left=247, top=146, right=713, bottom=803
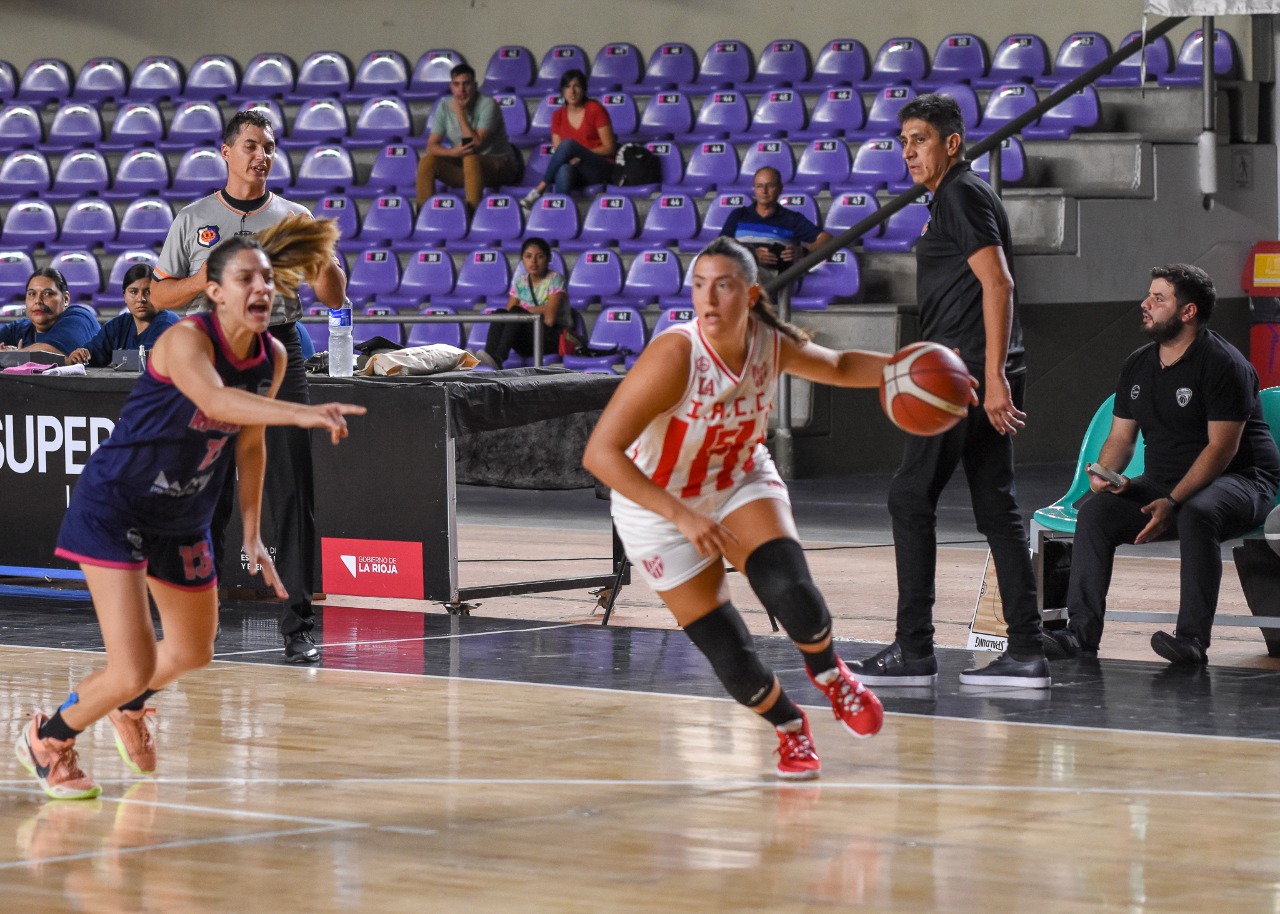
left=155, top=190, right=312, bottom=324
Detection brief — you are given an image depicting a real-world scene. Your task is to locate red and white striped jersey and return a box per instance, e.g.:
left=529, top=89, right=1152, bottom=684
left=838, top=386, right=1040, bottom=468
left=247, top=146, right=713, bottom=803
left=627, top=316, right=781, bottom=499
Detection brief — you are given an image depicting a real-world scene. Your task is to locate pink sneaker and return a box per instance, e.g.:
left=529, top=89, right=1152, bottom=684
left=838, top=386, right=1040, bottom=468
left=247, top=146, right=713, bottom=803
left=14, top=712, right=101, bottom=800
left=809, top=657, right=884, bottom=738
left=775, top=712, right=821, bottom=780
left=107, top=707, right=157, bottom=775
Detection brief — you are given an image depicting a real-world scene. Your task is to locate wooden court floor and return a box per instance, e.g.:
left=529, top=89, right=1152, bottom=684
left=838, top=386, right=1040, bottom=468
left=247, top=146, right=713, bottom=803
left=3, top=598, right=1280, bottom=913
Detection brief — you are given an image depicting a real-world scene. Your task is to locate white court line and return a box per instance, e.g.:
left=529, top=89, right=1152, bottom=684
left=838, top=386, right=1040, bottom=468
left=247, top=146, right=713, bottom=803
left=210, top=621, right=585, bottom=658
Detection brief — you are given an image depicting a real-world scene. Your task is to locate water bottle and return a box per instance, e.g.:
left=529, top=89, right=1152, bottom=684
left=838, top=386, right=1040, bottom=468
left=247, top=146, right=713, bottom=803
left=328, top=303, right=353, bottom=377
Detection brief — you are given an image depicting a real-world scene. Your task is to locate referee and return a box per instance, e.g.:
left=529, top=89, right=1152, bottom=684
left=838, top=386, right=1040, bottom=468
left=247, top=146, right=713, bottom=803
left=151, top=109, right=348, bottom=663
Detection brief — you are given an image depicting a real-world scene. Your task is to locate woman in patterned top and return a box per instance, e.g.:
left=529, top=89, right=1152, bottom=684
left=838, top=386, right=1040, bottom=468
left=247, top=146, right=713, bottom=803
left=477, top=237, right=568, bottom=368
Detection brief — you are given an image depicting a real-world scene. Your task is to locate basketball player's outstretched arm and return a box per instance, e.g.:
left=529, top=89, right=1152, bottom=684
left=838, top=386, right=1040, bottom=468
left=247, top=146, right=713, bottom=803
left=778, top=336, right=891, bottom=388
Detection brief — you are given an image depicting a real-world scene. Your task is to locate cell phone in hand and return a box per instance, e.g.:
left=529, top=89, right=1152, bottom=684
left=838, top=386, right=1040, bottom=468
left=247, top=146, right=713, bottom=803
left=461, top=136, right=474, bottom=146
left=1087, top=462, right=1124, bottom=486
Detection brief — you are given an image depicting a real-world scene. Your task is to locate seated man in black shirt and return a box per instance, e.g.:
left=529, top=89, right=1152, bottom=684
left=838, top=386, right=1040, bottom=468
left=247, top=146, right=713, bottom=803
left=1044, top=264, right=1280, bottom=665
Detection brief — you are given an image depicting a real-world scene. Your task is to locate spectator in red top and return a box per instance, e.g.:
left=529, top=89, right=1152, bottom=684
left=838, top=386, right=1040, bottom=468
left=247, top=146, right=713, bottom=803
left=520, top=69, right=617, bottom=212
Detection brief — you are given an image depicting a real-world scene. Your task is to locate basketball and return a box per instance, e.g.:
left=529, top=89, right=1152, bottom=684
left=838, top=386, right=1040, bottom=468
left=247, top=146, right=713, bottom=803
left=879, top=342, right=972, bottom=436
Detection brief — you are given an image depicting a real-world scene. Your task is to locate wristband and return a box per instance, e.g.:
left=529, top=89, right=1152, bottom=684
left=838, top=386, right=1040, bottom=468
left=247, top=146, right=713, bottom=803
left=1166, top=495, right=1180, bottom=510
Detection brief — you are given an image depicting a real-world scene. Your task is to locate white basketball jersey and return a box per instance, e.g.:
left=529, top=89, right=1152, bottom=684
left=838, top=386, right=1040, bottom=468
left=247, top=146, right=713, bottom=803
left=627, top=317, right=781, bottom=499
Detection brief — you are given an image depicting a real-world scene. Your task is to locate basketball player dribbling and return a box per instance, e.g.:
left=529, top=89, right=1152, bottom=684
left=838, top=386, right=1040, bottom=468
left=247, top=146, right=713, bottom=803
left=584, top=236, right=891, bottom=779
left=15, top=218, right=366, bottom=800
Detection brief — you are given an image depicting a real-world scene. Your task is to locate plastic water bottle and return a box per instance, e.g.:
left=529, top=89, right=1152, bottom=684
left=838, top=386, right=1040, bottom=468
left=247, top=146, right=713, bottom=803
left=328, top=304, right=353, bottom=377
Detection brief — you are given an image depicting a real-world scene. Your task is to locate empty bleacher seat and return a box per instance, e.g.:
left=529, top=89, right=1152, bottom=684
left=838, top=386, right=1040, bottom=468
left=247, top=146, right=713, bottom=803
left=866, top=38, right=929, bottom=86
left=564, top=194, right=638, bottom=251
left=0, top=150, right=51, bottom=201
left=407, top=305, right=464, bottom=347
left=824, top=191, right=882, bottom=242
left=935, top=83, right=982, bottom=132
left=608, top=247, right=683, bottom=307
left=383, top=249, right=457, bottom=308
left=347, top=249, right=402, bottom=307
left=0, top=250, right=35, bottom=303
left=850, top=85, right=917, bottom=142
left=599, top=91, right=638, bottom=138
left=1098, top=32, right=1173, bottom=86
left=18, top=58, right=72, bottom=104
left=862, top=195, right=931, bottom=251
left=799, top=39, right=870, bottom=91
left=0, top=62, right=16, bottom=102
left=284, top=98, right=349, bottom=148
left=355, top=304, right=403, bottom=346
left=0, top=103, right=42, bottom=151
left=237, top=53, right=296, bottom=100
left=621, top=192, right=699, bottom=252
left=682, top=141, right=739, bottom=196
left=591, top=43, right=643, bottom=91
left=406, top=49, right=464, bottom=100
left=972, top=135, right=1028, bottom=186
left=638, top=90, right=694, bottom=139
left=745, top=39, right=811, bottom=90
left=689, top=192, right=749, bottom=251
left=688, top=40, right=754, bottom=91
left=355, top=143, right=418, bottom=198
left=523, top=193, right=581, bottom=247
left=49, top=149, right=110, bottom=201
left=313, top=194, right=360, bottom=249
left=401, top=193, right=468, bottom=249
left=975, top=34, right=1050, bottom=88
left=292, top=51, right=353, bottom=100
left=293, top=145, right=355, bottom=194
left=1160, top=28, right=1241, bottom=85
left=642, top=43, right=698, bottom=90
left=129, top=56, right=184, bottom=101
left=266, top=147, right=294, bottom=192
left=529, top=92, right=565, bottom=139
left=462, top=193, right=523, bottom=248
left=750, top=89, right=807, bottom=137
left=103, top=102, right=165, bottom=151
left=792, top=248, right=860, bottom=310
left=920, top=34, right=989, bottom=88
left=357, top=194, right=414, bottom=246
left=1, top=199, right=58, bottom=249
left=779, top=192, right=820, bottom=228
left=49, top=249, right=102, bottom=300
left=687, top=90, right=750, bottom=140
left=847, top=139, right=908, bottom=192
left=491, top=93, right=530, bottom=145
left=169, top=147, right=229, bottom=199
left=45, top=103, right=103, bottom=151
left=50, top=197, right=116, bottom=250
left=736, top=140, right=796, bottom=188
left=238, top=98, right=285, bottom=136
left=793, top=87, right=866, bottom=140
left=108, top=197, right=174, bottom=251
left=350, top=50, right=409, bottom=100
left=73, top=57, right=128, bottom=104
left=106, top=148, right=170, bottom=199
left=183, top=55, right=239, bottom=100
left=968, top=83, right=1039, bottom=142
left=1023, top=84, right=1100, bottom=139
left=567, top=248, right=624, bottom=306
left=529, top=45, right=590, bottom=97
left=794, top=139, right=852, bottom=193
left=441, top=248, right=513, bottom=307
left=161, top=100, right=224, bottom=151
left=482, top=45, right=535, bottom=94
left=563, top=305, right=647, bottom=372
left=1038, top=32, right=1112, bottom=87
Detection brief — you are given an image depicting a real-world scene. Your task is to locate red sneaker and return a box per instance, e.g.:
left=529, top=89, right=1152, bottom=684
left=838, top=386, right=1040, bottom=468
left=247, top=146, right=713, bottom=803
left=108, top=706, right=157, bottom=775
left=775, top=712, right=821, bottom=780
left=14, top=712, right=101, bottom=800
left=809, top=657, right=884, bottom=738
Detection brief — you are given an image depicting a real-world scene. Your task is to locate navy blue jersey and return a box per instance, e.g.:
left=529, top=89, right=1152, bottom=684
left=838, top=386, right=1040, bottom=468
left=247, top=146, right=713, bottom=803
left=70, top=313, right=277, bottom=534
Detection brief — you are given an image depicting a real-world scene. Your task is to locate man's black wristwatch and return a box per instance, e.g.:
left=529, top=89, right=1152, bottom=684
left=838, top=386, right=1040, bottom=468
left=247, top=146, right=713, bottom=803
left=1165, top=494, right=1180, bottom=510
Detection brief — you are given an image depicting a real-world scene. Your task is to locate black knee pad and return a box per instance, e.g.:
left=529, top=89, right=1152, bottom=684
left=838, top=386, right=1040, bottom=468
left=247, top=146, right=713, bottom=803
left=744, top=538, right=832, bottom=646
left=684, top=602, right=774, bottom=708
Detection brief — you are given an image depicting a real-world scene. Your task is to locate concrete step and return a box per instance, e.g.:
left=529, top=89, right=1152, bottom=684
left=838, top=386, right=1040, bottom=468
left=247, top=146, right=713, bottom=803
left=1025, top=135, right=1152, bottom=199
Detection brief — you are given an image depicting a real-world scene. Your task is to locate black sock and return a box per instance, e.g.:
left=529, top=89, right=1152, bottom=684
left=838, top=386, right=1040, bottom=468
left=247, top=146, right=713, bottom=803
left=38, top=710, right=81, bottom=742
left=800, top=643, right=839, bottom=678
left=760, top=690, right=804, bottom=728
left=119, top=689, right=157, bottom=712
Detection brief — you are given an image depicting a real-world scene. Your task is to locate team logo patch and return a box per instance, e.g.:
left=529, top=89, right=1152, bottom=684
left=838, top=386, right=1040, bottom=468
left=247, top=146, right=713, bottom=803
left=751, top=363, right=767, bottom=387
left=643, top=555, right=665, bottom=580
left=196, top=225, right=221, bottom=248
left=1130, top=384, right=1141, bottom=400
left=1176, top=387, right=1193, bottom=407
left=695, top=356, right=712, bottom=373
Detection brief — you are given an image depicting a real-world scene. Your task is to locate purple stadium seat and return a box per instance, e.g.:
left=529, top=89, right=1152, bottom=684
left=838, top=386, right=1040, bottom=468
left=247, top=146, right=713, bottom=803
left=641, top=43, right=699, bottom=90
left=313, top=194, right=360, bottom=250
left=96, top=249, right=156, bottom=307
left=934, top=83, right=982, bottom=132
left=794, top=139, right=852, bottom=193
left=511, top=141, right=554, bottom=194
left=779, top=192, right=819, bottom=228
left=1098, top=32, right=1173, bottom=86
left=523, top=193, right=581, bottom=247
left=687, top=40, right=754, bottom=92
left=563, top=305, right=647, bottom=372
left=0, top=250, right=35, bottom=303
left=969, top=83, right=1039, bottom=141
left=799, top=39, right=870, bottom=91
left=564, top=194, right=638, bottom=251
left=652, top=306, right=694, bottom=335
left=600, top=91, right=638, bottom=138
left=0, top=150, right=51, bottom=201
left=439, top=248, right=512, bottom=307
left=48, top=249, right=102, bottom=300
left=237, top=53, right=296, bottom=100
left=407, top=306, right=464, bottom=347
left=73, top=58, right=128, bottom=103
left=108, top=197, right=174, bottom=251
left=301, top=305, right=329, bottom=351
left=482, top=46, right=535, bottom=94
left=847, top=138, right=908, bottom=192
left=349, top=96, right=411, bottom=148
left=862, top=195, right=931, bottom=252
left=975, top=34, right=1050, bottom=88
left=160, top=100, right=224, bottom=151
left=0, top=62, right=16, bottom=101
left=690, top=192, right=749, bottom=247
left=920, top=34, right=989, bottom=89
left=292, top=51, right=352, bottom=100
left=646, top=140, right=686, bottom=191
left=354, top=143, right=418, bottom=198
left=129, top=56, right=184, bottom=101
left=680, top=141, right=739, bottom=196
left=0, top=103, right=42, bottom=151
left=1037, top=32, right=1111, bottom=87
left=567, top=248, right=624, bottom=306
left=283, top=98, right=349, bottom=148
left=792, top=248, right=860, bottom=310
left=265, top=147, right=294, bottom=192
left=823, top=191, right=882, bottom=241
left=356, top=194, right=413, bottom=246
left=795, top=86, right=866, bottom=141
left=238, top=98, right=286, bottom=137
left=866, top=38, right=929, bottom=86
left=347, top=249, right=402, bottom=307
left=170, top=148, right=229, bottom=198
left=350, top=51, right=409, bottom=100
left=687, top=90, right=750, bottom=140
left=607, top=247, right=683, bottom=306
left=103, top=102, right=165, bottom=151
left=638, top=90, right=694, bottom=139
left=45, top=102, right=103, bottom=151
left=849, top=85, right=916, bottom=141
left=491, top=93, right=530, bottom=145
left=293, top=145, right=355, bottom=194
left=1, top=199, right=58, bottom=249
left=401, top=193, right=468, bottom=249
left=529, top=45, right=590, bottom=97
left=750, top=89, right=807, bottom=137
left=48, top=149, right=110, bottom=201
left=746, top=39, right=812, bottom=90
left=1023, top=84, right=1100, bottom=139
left=354, top=305, right=403, bottom=346
left=972, top=136, right=1028, bottom=186
left=736, top=139, right=796, bottom=188
left=406, top=49, right=464, bottom=100
left=183, top=55, right=239, bottom=100
left=621, top=192, right=699, bottom=252
left=1161, top=28, right=1241, bottom=85
left=529, top=93, right=565, bottom=140
left=49, top=197, right=117, bottom=250
left=18, top=59, right=72, bottom=104
left=384, top=250, right=457, bottom=308
left=461, top=192, right=524, bottom=249
left=106, top=148, right=170, bottom=199
left=463, top=305, right=504, bottom=354
left=591, top=43, right=643, bottom=91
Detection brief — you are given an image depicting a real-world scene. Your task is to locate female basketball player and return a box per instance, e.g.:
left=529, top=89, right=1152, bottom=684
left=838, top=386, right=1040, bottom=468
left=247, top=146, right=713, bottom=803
left=16, top=217, right=365, bottom=800
left=584, top=236, right=891, bottom=779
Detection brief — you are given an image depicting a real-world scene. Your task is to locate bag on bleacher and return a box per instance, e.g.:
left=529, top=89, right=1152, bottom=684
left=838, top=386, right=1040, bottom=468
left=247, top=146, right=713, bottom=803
left=359, top=344, right=479, bottom=376
left=558, top=327, right=588, bottom=357
left=612, top=143, right=662, bottom=186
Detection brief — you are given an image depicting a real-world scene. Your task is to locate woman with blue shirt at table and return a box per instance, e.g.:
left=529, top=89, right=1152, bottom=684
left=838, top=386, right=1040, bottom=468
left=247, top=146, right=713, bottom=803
left=67, top=265, right=180, bottom=367
left=0, top=268, right=99, bottom=355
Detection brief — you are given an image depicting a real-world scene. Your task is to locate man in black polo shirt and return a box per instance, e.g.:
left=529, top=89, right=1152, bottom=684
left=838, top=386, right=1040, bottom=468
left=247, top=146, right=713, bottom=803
left=849, top=92, right=1049, bottom=688
left=1044, top=264, right=1280, bottom=665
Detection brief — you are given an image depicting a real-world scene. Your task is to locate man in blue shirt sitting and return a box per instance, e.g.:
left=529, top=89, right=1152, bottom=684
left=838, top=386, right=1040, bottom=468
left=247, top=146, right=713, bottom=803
left=68, top=265, right=179, bottom=367
left=719, top=166, right=832, bottom=282
left=0, top=267, right=99, bottom=355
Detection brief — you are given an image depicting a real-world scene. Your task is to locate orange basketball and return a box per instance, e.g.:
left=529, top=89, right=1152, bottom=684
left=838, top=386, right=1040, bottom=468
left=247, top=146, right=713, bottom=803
left=879, top=342, right=972, bottom=436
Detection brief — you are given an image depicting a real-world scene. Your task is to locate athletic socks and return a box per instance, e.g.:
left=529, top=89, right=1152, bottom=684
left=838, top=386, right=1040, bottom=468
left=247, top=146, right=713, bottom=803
left=760, top=690, right=804, bottom=729
left=801, top=644, right=840, bottom=682
left=38, top=709, right=81, bottom=742
left=119, top=689, right=157, bottom=712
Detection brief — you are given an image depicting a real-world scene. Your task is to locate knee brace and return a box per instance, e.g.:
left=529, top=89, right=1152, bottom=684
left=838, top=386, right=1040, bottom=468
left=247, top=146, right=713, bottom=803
left=684, top=602, right=774, bottom=709
left=744, top=538, right=832, bottom=647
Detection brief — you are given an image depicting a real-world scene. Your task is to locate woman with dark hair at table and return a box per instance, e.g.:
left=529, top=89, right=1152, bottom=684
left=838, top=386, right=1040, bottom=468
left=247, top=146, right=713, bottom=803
left=67, top=265, right=180, bottom=367
left=476, top=236, right=569, bottom=369
left=0, top=268, right=99, bottom=355
left=519, top=69, right=617, bottom=213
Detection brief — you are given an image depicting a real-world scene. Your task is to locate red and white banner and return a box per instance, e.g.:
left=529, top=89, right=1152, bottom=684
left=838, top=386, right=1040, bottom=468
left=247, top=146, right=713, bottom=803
left=321, top=537, right=424, bottom=599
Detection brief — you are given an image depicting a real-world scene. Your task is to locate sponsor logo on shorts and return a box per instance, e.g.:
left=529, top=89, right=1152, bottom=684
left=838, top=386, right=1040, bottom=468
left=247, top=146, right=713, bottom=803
left=196, top=225, right=221, bottom=248
left=643, top=555, right=664, bottom=579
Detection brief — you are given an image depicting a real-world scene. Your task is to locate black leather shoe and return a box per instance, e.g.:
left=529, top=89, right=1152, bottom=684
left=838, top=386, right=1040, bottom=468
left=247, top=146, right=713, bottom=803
left=283, top=631, right=321, bottom=663
left=1150, top=630, right=1207, bottom=665
left=1040, top=627, right=1096, bottom=660
left=959, top=652, right=1051, bottom=688
left=846, top=643, right=938, bottom=686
